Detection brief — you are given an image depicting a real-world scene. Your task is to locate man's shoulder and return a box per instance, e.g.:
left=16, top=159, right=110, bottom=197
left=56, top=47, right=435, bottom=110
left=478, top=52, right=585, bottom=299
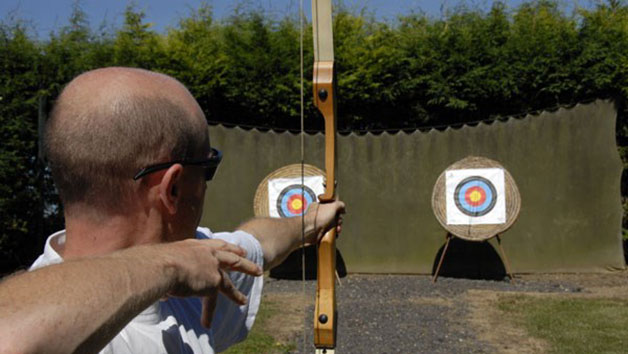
left=29, top=230, right=66, bottom=270
left=195, top=227, right=213, bottom=239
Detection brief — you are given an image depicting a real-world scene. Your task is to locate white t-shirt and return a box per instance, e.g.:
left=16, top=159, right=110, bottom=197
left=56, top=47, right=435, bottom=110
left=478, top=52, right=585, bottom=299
left=29, top=227, right=264, bottom=354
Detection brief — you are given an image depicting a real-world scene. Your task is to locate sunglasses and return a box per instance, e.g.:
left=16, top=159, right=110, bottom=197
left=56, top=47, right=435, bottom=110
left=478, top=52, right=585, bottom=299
left=133, top=148, right=222, bottom=181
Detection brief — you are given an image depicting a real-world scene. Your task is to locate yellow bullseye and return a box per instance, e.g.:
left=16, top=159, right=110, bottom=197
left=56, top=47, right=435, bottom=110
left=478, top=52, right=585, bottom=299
left=469, top=190, right=483, bottom=203
left=291, top=198, right=303, bottom=211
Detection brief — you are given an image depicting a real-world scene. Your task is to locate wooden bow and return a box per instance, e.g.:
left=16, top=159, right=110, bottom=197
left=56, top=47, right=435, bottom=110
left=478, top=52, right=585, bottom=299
left=311, top=0, right=337, bottom=353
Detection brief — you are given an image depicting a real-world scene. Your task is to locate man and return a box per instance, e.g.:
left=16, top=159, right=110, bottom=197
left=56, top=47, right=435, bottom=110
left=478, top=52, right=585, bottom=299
left=5, top=67, right=344, bottom=353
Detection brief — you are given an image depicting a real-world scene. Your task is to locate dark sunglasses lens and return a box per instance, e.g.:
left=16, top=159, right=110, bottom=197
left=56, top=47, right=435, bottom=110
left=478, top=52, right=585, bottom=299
left=205, top=166, right=218, bottom=181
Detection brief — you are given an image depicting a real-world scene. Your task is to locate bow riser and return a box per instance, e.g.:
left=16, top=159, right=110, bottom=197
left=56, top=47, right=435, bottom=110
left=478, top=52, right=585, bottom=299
left=311, top=0, right=337, bottom=352
left=313, top=60, right=337, bottom=352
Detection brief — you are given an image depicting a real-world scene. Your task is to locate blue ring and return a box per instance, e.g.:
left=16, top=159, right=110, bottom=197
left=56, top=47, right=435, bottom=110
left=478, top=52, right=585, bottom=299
left=453, top=176, right=497, bottom=217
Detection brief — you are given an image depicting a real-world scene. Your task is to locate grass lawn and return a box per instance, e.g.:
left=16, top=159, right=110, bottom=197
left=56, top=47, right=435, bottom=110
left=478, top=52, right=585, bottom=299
left=498, top=295, right=628, bottom=354
left=222, top=297, right=296, bottom=354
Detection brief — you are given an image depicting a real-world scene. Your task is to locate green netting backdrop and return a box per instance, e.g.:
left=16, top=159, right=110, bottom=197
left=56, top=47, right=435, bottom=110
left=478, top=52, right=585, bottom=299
left=200, top=100, right=625, bottom=273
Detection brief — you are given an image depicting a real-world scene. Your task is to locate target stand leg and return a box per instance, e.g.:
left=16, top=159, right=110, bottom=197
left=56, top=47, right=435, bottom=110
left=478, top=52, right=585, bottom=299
left=432, top=233, right=453, bottom=283
left=495, top=234, right=514, bottom=283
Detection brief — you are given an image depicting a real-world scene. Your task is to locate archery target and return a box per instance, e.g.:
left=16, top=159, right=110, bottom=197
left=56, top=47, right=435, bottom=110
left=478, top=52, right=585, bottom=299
left=446, top=168, right=506, bottom=225
left=268, top=176, right=325, bottom=218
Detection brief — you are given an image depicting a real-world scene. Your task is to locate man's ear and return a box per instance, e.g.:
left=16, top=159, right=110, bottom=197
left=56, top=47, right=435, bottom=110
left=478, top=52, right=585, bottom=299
left=159, top=164, right=183, bottom=215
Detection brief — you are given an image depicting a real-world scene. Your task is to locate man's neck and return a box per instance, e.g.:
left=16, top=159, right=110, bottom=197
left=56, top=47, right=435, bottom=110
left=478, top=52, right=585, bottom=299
left=60, top=207, right=164, bottom=259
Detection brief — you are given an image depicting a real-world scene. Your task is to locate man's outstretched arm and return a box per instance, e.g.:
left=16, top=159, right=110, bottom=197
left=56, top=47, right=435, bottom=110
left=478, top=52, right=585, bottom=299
left=237, top=200, right=346, bottom=270
left=0, top=239, right=262, bottom=354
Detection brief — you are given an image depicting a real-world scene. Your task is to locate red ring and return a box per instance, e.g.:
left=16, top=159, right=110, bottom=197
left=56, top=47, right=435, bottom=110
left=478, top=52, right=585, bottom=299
left=464, top=186, right=486, bottom=206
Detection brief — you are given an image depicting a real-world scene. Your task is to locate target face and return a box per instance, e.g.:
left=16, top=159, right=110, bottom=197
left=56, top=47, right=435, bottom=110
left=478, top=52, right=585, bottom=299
left=267, top=176, right=325, bottom=218
left=454, top=176, right=497, bottom=217
left=445, top=168, right=506, bottom=225
left=276, top=185, right=317, bottom=218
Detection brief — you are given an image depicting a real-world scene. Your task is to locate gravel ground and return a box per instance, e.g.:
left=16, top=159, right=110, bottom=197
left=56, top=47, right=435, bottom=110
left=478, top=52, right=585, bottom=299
left=263, top=274, right=590, bottom=354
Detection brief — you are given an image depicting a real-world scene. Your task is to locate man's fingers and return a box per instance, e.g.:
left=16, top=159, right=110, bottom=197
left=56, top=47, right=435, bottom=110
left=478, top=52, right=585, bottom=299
left=206, top=239, right=247, bottom=258
left=215, top=250, right=263, bottom=276
left=217, top=269, right=248, bottom=306
left=335, top=200, right=346, bottom=215
left=201, top=290, right=218, bottom=329
left=336, top=215, right=343, bottom=235
left=200, top=270, right=248, bottom=328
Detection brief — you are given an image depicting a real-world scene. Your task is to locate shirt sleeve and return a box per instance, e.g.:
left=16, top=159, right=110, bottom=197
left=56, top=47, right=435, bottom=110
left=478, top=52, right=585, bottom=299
left=195, top=227, right=264, bottom=352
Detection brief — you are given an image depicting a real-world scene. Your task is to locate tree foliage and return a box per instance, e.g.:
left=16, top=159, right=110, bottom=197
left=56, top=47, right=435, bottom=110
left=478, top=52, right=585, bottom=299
left=1, top=0, right=628, bottom=272
left=0, top=21, right=45, bottom=271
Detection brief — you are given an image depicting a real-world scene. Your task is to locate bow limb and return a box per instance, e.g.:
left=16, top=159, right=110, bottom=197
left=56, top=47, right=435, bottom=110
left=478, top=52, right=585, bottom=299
left=312, top=0, right=337, bottom=353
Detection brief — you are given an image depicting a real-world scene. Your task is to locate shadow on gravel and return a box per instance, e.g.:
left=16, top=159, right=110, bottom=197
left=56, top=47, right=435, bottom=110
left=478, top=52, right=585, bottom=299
left=624, top=239, right=627, bottom=265
left=431, top=237, right=508, bottom=280
left=269, top=245, right=347, bottom=280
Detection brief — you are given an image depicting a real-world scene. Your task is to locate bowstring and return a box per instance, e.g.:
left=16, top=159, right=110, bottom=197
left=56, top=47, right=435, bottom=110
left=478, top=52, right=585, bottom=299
left=299, top=0, right=307, bottom=352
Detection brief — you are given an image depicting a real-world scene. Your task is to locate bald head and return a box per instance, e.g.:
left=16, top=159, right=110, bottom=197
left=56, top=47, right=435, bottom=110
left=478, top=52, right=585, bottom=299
left=46, top=67, right=209, bottom=212
left=62, top=67, right=203, bottom=120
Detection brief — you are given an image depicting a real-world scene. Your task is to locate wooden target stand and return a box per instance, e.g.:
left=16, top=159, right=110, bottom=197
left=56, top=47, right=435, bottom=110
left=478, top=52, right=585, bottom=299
left=431, top=156, right=521, bottom=283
